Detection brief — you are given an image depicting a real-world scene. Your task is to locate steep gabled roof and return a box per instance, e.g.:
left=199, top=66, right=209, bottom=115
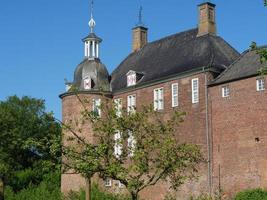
left=210, top=46, right=267, bottom=86
left=111, top=28, right=240, bottom=92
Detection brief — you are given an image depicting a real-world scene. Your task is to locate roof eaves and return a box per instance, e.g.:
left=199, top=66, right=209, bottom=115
left=112, top=66, right=208, bottom=95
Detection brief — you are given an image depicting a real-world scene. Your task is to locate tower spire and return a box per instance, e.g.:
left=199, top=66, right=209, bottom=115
left=136, top=6, right=144, bottom=26
left=88, top=0, right=96, bottom=33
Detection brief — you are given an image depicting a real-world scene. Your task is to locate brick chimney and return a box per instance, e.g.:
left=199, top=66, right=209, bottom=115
left=132, top=26, right=148, bottom=52
left=197, top=2, right=217, bottom=37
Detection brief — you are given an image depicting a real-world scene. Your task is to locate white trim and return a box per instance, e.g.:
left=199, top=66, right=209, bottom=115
left=153, top=87, right=164, bottom=110
left=92, top=99, right=101, bottom=117
left=256, top=78, right=265, bottom=91
left=127, top=95, right=136, bottom=113
left=114, top=131, right=122, bottom=158
left=114, top=98, right=122, bottom=117
left=171, top=83, right=178, bottom=107
left=104, top=178, right=112, bottom=187
left=191, top=78, right=199, bottom=104
left=222, top=86, right=230, bottom=98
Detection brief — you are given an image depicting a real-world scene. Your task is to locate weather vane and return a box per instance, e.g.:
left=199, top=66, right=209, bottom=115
left=137, top=6, right=144, bottom=26
left=88, top=0, right=96, bottom=33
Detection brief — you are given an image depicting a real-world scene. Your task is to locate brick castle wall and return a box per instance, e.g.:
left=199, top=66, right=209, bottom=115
left=209, top=75, right=267, bottom=198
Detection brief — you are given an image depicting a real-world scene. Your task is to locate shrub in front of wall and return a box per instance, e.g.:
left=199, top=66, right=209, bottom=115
left=234, top=188, right=267, bottom=200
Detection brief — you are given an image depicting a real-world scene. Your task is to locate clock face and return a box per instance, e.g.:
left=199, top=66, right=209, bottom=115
left=84, top=77, right=91, bottom=90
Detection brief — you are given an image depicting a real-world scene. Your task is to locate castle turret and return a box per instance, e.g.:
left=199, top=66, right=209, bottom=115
left=60, top=0, right=111, bottom=195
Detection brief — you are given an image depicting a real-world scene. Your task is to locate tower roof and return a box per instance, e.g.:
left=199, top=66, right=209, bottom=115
left=73, top=58, right=110, bottom=92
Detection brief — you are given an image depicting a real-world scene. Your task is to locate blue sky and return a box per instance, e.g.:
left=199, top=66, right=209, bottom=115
left=0, top=0, right=266, bottom=119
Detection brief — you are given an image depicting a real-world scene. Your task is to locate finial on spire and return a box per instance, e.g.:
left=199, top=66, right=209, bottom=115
left=136, top=6, right=144, bottom=27
left=88, top=0, right=96, bottom=33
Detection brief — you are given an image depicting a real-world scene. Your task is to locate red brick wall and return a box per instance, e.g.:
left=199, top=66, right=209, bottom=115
left=61, top=72, right=212, bottom=199
left=113, top=72, right=210, bottom=199
left=209, top=75, right=267, bottom=198
left=61, top=93, right=110, bottom=194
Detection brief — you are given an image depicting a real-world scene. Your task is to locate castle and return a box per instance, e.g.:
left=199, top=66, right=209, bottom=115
left=60, top=2, right=267, bottom=199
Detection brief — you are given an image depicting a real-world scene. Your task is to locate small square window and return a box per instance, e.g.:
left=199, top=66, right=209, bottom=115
left=104, top=178, right=112, bottom=187
left=257, top=79, right=265, bottom=91
left=222, top=86, right=230, bottom=98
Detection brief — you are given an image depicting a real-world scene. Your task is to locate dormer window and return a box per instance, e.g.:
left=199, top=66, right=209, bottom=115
left=83, top=76, right=91, bottom=90
left=127, top=70, right=137, bottom=87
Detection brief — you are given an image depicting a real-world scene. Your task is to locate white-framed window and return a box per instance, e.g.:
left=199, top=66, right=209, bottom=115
left=256, top=78, right=265, bottom=91
left=127, top=70, right=137, bottom=87
left=222, top=86, right=230, bottom=98
left=83, top=76, right=91, bottom=90
left=127, top=95, right=136, bottom=113
left=104, top=178, right=112, bottom=187
left=114, top=131, right=122, bottom=158
left=171, top=83, right=179, bottom=107
left=128, top=132, right=135, bottom=157
left=114, top=98, right=122, bottom=117
left=191, top=78, right=199, bottom=104
left=92, top=99, right=101, bottom=117
left=154, top=88, right=164, bottom=110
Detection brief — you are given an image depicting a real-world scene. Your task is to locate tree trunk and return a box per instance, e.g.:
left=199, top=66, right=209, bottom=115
left=0, top=177, right=4, bottom=200
left=85, top=177, right=91, bottom=200
left=131, top=192, right=138, bottom=200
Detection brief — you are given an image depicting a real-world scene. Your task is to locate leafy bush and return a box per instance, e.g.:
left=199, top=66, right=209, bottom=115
left=5, top=171, right=129, bottom=200
left=5, top=172, right=61, bottom=200
left=234, top=188, right=267, bottom=200
left=65, top=185, right=129, bottom=200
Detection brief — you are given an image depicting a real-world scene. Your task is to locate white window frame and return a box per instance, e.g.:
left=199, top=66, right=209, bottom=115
left=127, top=70, right=137, bottom=87
left=191, top=78, right=199, bottom=104
left=154, top=87, right=164, bottom=110
left=222, top=86, right=230, bottom=98
left=104, top=178, right=112, bottom=187
left=83, top=76, right=91, bottom=90
left=118, top=181, right=124, bottom=188
left=128, top=131, right=135, bottom=157
left=114, top=131, right=122, bottom=158
left=256, top=78, right=265, bottom=91
left=127, top=95, right=136, bottom=113
left=92, top=99, right=101, bottom=117
left=171, top=83, right=179, bottom=107
left=114, top=98, right=122, bottom=117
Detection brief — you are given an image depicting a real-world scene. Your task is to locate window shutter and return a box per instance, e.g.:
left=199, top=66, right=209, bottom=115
left=192, top=78, right=199, bottom=103
left=172, top=83, right=178, bottom=107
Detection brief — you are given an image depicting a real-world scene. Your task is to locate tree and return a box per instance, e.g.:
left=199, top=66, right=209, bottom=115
left=0, top=96, right=61, bottom=200
left=250, top=42, right=267, bottom=75
left=63, top=96, right=203, bottom=200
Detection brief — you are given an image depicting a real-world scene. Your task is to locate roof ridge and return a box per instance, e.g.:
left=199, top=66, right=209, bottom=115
left=148, top=28, right=198, bottom=45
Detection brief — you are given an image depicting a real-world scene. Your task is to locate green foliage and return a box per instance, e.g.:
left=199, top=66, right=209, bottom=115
left=5, top=172, right=129, bottom=200
left=250, top=42, right=267, bottom=75
left=234, top=188, right=267, bottom=200
left=65, top=185, right=130, bottom=200
left=0, top=95, right=61, bottom=192
left=63, top=97, right=203, bottom=200
left=4, top=172, right=61, bottom=200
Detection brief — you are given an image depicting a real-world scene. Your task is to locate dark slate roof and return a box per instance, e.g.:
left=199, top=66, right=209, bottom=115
left=210, top=46, right=267, bottom=86
left=82, top=33, right=102, bottom=42
left=111, top=28, right=240, bottom=92
left=73, top=58, right=110, bottom=91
